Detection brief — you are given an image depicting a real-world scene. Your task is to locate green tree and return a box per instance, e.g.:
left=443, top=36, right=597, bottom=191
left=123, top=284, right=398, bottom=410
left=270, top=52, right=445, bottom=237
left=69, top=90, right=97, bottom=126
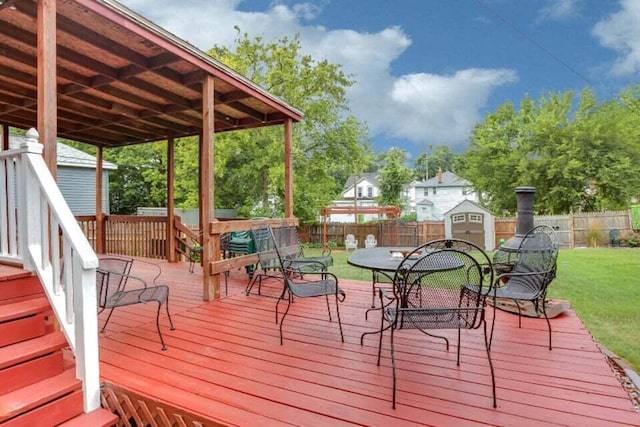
left=463, top=88, right=640, bottom=214
left=104, top=142, right=168, bottom=214
left=203, top=31, right=370, bottom=223
left=377, top=148, right=413, bottom=207
left=414, top=145, right=462, bottom=181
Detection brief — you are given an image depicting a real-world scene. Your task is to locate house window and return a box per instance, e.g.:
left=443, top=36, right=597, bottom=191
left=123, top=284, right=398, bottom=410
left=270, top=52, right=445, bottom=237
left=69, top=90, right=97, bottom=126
left=452, top=214, right=465, bottom=223
left=462, top=187, right=467, bottom=195
left=469, top=214, right=482, bottom=223
left=432, top=188, right=437, bottom=195
left=367, top=186, right=373, bottom=198
left=357, top=186, right=363, bottom=198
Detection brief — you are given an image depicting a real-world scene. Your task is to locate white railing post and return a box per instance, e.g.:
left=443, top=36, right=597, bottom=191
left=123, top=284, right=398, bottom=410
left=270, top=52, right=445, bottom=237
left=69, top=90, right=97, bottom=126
left=72, top=255, right=100, bottom=411
left=19, top=128, right=43, bottom=273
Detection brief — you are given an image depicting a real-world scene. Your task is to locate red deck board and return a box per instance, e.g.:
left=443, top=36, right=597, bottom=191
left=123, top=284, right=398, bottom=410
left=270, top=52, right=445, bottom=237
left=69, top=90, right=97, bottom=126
left=88, top=257, right=640, bottom=426
left=4, top=257, right=638, bottom=426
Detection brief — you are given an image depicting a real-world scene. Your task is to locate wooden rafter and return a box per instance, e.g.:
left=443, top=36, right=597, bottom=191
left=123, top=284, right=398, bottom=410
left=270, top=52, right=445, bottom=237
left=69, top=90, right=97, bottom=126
left=0, top=0, right=302, bottom=147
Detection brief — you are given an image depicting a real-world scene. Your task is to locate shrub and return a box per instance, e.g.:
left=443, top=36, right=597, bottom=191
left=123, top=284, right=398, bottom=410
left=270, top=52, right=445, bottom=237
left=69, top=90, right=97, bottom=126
left=623, top=232, right=640, bottom=247
left=585, top=227, right=603, bottom=247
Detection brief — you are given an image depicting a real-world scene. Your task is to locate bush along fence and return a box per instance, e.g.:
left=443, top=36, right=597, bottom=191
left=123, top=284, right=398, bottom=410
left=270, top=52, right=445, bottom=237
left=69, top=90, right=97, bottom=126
left=301, top=209, right=637, bottom=249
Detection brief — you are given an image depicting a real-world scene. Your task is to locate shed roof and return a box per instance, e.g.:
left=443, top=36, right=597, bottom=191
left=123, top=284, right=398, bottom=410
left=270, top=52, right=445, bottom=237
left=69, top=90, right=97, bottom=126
left=0, top=0, right=302, bottom=148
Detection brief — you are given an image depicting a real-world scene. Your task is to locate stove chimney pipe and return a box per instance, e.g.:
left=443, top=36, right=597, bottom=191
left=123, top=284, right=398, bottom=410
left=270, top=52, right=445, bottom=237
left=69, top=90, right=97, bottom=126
left=500, top=186, right=536, bottom=251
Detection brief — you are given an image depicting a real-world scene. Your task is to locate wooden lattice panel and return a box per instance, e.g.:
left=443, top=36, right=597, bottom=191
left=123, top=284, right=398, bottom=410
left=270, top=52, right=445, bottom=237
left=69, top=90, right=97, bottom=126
left=100, top=383, right=217, bottom=427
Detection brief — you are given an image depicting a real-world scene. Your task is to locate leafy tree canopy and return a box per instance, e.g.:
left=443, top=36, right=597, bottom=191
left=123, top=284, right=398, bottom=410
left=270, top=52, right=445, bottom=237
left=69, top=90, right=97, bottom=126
left=461, top=87, right=640, bottom=215
left=413, top=145, right=464, bottom=181
left=183, top=29, right=371, bottom=223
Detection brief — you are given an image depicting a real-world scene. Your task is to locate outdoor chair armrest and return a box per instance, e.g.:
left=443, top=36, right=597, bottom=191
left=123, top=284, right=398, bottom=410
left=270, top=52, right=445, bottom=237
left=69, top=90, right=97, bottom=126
left=126, top=258, right=164, bottom=286
left=97, top=268, right=150, bottom=291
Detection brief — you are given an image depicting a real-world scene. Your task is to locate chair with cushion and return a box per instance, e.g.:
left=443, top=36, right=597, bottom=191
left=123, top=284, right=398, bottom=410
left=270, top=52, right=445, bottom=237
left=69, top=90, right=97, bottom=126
left=371, top=246, right=496, bottom=408
left=97, top=257, right=175, bottom=350
left=490, top=225, right=559, bottom=350
left=246, top=224, right=331, bottom=296
left=364, top=234, right=377, bottom=248
left=255, top=225, right=345, bottom=344
left=345, top=234, right=358, bottom=250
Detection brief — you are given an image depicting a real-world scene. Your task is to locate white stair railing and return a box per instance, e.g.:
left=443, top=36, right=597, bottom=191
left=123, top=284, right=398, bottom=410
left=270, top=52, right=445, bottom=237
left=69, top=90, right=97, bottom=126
left=0, top=128, right=100, bottom=412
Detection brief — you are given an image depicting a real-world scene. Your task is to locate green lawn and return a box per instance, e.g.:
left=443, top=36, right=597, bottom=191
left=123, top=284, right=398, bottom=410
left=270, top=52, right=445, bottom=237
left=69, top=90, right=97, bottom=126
left=305, top=246, right=640, bottom=372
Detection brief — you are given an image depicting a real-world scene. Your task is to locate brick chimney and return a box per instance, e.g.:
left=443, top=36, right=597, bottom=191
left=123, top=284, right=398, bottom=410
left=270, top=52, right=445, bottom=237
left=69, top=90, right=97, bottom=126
left=437, top=168, right=443, bottom=184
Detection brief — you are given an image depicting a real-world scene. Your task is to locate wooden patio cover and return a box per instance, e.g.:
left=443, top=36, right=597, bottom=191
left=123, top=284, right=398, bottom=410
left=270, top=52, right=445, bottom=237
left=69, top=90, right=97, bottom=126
left=0, top=0, right=302, bottom=299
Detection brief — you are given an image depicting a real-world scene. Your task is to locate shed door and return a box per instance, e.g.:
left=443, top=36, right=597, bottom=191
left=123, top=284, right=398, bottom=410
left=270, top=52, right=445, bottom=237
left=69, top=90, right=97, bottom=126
left=451, top=212, right=485, bottom=249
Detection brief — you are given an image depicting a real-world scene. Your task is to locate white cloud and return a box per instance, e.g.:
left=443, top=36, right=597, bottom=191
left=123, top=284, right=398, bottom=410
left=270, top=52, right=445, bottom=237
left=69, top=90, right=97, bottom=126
left=119, top=1, right=517, bottom=152
left=388, top=70, right=518, bottom=147
left=592, top=0, right=640, bottom=76
left=538, top=0, right=582, bottom=22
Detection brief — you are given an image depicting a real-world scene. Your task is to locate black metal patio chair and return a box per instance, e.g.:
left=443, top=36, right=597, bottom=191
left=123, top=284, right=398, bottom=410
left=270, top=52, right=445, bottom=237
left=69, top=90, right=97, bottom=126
left=246, top=224, right=331, bottom=296
left=251, top=225, right=345, bottom=345
left=97, top=257, right=175, bottom=350
left=276, top=224, right=333, bottom=270
left=371, top=246, right=496, bottom=408
left=490, top=225, right=559, bottom=350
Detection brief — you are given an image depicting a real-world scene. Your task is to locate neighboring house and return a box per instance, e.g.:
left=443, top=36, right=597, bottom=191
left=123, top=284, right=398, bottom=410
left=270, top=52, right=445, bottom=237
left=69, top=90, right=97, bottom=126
left=327, top=169, right=478, bottom=223
left=9, top=136, right=116, bottom=215
left=410, top=169, right=478, bottom=221
left=328, top=173, right=384, bottom=222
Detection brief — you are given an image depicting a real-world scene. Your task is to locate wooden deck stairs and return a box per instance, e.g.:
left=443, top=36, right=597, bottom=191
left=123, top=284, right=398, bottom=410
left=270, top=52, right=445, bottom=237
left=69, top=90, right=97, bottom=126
left=0, top=268, right=118, bottom=427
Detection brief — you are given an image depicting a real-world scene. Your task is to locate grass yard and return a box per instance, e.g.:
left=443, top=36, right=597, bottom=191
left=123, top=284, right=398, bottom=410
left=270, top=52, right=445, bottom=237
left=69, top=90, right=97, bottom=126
left=305, top=246, right=640, bottom=373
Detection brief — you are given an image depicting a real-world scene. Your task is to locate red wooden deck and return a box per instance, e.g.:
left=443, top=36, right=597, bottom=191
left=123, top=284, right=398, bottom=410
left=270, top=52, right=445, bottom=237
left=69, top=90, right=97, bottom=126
left=95, top=258, right=639, bottom=426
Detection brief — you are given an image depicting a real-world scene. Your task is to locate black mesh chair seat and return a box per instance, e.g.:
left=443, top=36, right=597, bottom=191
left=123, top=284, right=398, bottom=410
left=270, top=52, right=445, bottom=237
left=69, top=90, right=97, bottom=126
left=287, top=277, right=341, bottom=298
left=97, top=257, right=175, bottom=350
left=493, top=279, right=541, bottom=300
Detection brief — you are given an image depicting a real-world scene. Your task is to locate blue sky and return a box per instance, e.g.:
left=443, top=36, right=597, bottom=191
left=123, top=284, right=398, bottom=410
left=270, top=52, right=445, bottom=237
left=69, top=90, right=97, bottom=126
left=120, top=0, right=640, bottom=161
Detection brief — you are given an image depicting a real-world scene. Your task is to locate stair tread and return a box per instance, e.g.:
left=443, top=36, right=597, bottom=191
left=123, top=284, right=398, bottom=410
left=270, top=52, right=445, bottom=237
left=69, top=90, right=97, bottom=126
left=0, top=274, right=42, bottom=305
left=0, top=267, right=30, bottom=282
left=0, top=296, right=50, bottom=322
left=0, top=369, right=80, bottom=421
left=57, top=408, right=119, bottom=427
left=0, top=331, right=67, bottom=370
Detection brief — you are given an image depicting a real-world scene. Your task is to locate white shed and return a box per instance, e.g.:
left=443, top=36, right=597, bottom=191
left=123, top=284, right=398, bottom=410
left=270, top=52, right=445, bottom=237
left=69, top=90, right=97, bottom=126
left=444, top=200, right=495, bottom=251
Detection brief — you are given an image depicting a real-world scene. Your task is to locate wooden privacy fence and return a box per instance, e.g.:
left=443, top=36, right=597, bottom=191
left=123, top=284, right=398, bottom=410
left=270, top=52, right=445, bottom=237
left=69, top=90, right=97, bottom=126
left=304, top=210, right=634, bottom=249
left=74, top=210, right=635, bottom=259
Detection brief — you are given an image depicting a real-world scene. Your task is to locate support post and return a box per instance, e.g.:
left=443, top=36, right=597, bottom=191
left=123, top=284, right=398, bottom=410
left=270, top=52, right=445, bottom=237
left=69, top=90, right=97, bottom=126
left=95, top=146, right=104, bottom=253
left=201, top=76, right=218, bottom=300
left=2, top=125, right=8, bottom=150
left=284, top=118, right=294, bottom=218
left=167, top=137, right=176, bottom=262
left=37, top=0, right=57, bottom=178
